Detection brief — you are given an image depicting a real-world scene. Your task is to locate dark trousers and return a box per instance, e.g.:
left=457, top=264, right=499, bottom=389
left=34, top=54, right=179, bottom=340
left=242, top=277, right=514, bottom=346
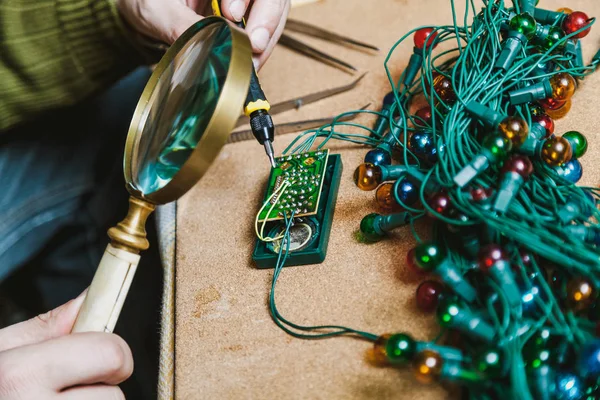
left=0, top=67, right=162, bottom=400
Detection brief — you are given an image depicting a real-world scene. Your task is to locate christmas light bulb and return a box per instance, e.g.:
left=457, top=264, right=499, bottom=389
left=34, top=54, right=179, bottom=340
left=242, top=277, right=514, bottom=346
left=416, top=280, right=445, bottom=313
left=412, top=350, right=444, bottom=384
left=408, top=131, right=438, bottom=163
left=394, top=177, right=420, bottom=207
left=531, top=114, right=554, bottom=137
left=495, top=13, right=537, bottom=70
left=354, top=163, right=382, bottom=191
left=509, top=73, right=575, bottom=105
left=454, top=135, right=512, bottom=187
left=375, top=182, right=401, bottom=212
left=475, top=347, right=506, bottom=378
left=385, top=333, right=417, bottom=364
left=427, top=192, right=451, bottom=216
left=499, top=116, right=529, bottom=147
left=433, top=74, right=456, bottom=103
left=436, top=297, right=496, bottom=342
left=563, top=11, right=592, bottom=39
left=364, top=147, right=392, bottom=166
left=359, top=212, right=411, bottom=242
left=562, top=131, right=587, bottom=159
left=566, top=277, right=596, bottom=311
left=401, top=28, right=438, bottom=88
left=414, top=105, right=433, bottom=127
left=414, top=28, right=438, bottom=50
left=540, top=136, right=572, bottom=166
left=408, top=243, right=476, bottom=302
left=544, top=99, right=571, bottom=119
left=541, top=26, right=566, bottom=51
left=493, top=155, right=534, bottom=212
left=555, top=159, right=583, bottom=183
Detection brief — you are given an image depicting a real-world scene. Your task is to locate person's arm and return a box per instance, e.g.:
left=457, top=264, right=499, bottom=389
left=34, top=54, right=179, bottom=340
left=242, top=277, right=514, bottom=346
left=0, top=291, right=133, bottom=399
left=0, top=0, right=290, bottom=133
left=0, top=0, right=150, bottom=132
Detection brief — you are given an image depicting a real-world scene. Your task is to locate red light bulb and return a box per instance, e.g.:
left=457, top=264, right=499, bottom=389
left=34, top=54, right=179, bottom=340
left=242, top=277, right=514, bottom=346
left=532, top=114, right=554, bottom=138
left=478, top=244, right=507, bottom=272
left=428, top=192, right=451, bottom=216
left=415, top=106, right=433, bottom=127
left=502, top=155, right=534, bottom=179
left=416, top=280, right=445, bottom=313
left=539, top=97, right=566, bottom=111
left=414, top=28, right=438, bottom=50
left=470, top=186, right=493, bottom=202
left=563, top=11, right=592, bottom=39
left=406, top=248, right=428, bottom=276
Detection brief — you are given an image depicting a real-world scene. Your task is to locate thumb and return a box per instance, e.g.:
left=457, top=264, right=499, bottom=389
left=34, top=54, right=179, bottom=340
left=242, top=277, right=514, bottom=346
left=0, top=289, right=88, bottom=353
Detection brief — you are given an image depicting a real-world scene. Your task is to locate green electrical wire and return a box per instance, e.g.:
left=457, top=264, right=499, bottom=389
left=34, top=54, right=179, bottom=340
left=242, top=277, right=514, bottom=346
left=257, top=0, right=600, bottom=397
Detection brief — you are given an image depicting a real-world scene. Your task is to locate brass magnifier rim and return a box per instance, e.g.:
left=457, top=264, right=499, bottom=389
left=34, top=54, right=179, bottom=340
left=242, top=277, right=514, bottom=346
left=123, top=16, right=252, bottom=205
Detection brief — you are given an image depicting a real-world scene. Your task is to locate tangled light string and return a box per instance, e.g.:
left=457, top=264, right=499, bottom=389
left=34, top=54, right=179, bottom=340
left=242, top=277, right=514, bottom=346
left=258, top=1, right=600, bottom=398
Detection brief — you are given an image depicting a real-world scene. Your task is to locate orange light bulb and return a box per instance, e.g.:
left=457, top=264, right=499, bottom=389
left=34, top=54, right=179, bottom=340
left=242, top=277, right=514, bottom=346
left=549, top=73, right=576, bottom=102
left=375, top=182, right=402, bottom=212
left=412, top=350, right=443, bottom=384
left=353, top=163, right=383, bottom=191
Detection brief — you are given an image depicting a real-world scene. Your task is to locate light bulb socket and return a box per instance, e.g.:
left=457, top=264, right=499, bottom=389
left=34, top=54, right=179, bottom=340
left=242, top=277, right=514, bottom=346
left=465, top=101, right=505, bottom=128
left=402, top=51, right=424, bottom=88
left=529, top=123, right=547, bottom=140
left=445, top=306, right=495, bottom=342
left=417, top=343, right=464, bottom=363
left=489, top=260, right=521, bottom=308
left=519, top=135, right=541, bottom=156
left=381, top=165, right=408, bottom=181
left=377, top=212, right=411, bottom=233
left=509, top=79, right=552, bottom=105
left=454, top=154, right=491, bottom=188
left=534, top=8, right=566, bottom=25
left=494, top=172, right=525, bottom=213
left=436, top=260, right=477, bottom=303
left=495, top=32, right=527, bottom=71
left=520, top=0, right=536, bottom=15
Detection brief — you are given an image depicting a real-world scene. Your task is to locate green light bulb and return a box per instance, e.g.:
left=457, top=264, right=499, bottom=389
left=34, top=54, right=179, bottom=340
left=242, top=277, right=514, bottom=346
left=482, top=135, right=512, bottom=160
left=563, top=131, right=588, bottom=159
left=542, top=26, right=566, bottom=51
left=414, top=243, right=446, bottom=271
left=360, top=213, right=384, bottom=242
left=475, top=348, right=505, bottom=378
left=509, top=13, right=537, bottom=40
left=385, top=333, right=417, bottom=364
left=436, top=298, right=461, bottom=327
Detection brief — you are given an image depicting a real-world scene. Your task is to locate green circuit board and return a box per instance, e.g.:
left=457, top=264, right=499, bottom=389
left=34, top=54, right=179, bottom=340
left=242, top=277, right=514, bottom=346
left=258, top=149, right=330, bottom=222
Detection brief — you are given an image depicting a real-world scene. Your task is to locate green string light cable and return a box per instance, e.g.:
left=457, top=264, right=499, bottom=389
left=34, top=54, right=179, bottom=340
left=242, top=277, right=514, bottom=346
left=254, top=0, right=600, bottom=398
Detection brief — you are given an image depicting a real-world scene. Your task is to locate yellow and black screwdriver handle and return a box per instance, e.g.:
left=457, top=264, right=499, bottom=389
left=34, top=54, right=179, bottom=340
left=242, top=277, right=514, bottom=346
left=212, top=0, right=275, bottom=157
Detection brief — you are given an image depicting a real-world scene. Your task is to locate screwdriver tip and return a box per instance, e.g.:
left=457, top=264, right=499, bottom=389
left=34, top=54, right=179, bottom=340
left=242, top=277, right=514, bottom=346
left=264, top=140, right=276, bottom=169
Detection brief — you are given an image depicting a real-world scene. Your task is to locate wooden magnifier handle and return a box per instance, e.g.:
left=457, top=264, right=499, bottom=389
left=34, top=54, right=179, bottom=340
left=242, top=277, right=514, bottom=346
left=72, top=197, right=155, bottom=333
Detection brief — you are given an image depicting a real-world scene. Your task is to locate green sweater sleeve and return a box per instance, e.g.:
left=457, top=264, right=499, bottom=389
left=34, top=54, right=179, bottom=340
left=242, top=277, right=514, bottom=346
left=0, top=0, right=152, bottom=132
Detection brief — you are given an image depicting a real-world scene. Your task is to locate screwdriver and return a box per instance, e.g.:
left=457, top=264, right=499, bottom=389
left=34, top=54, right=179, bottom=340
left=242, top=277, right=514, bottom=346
left=212, top=0, right=276, bottom=168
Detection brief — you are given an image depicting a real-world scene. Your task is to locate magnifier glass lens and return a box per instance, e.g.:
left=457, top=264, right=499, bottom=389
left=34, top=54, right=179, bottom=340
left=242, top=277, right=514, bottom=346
left=133, top=23, right=233, bottom=195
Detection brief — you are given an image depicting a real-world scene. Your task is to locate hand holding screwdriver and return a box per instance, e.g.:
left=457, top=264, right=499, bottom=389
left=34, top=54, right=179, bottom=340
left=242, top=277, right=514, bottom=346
left=213, top=0, right=287, bottom=168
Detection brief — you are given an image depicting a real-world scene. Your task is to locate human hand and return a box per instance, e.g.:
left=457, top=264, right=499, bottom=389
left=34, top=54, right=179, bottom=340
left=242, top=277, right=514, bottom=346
left=0, top=292, right=133, bottom=399
left=117, top=0, right=291, bottom=69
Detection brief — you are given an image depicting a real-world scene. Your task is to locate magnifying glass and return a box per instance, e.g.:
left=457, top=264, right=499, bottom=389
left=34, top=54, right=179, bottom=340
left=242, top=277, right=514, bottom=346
left=71, top=17, right=252, bottom=333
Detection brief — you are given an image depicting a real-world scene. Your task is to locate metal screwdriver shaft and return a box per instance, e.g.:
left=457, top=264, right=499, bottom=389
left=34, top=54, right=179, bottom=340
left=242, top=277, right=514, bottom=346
left=213, top=1, right=276, bottom=168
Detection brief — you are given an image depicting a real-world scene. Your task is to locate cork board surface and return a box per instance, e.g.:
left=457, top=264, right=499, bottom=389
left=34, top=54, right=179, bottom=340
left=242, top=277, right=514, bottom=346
left=174, top=0, right=600, bottom=398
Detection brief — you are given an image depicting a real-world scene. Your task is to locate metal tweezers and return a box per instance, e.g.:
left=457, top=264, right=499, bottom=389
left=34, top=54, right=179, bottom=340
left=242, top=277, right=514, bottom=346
left=279, top=18, right=379, bottom=72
